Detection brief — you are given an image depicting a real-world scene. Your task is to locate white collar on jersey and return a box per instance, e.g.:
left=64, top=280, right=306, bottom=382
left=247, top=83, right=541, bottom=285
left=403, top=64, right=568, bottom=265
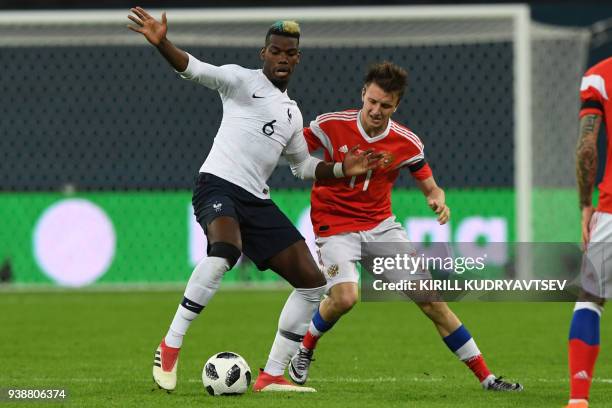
left=258, top=69, right=289, bottom=96
left=356, top=110, right=392, bottom=143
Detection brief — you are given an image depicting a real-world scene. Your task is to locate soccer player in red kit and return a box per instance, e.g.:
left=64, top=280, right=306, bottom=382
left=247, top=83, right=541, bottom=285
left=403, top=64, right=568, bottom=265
left=565, top=57, right=612, bottom=408
left=259, top=61, right=522, bottom=392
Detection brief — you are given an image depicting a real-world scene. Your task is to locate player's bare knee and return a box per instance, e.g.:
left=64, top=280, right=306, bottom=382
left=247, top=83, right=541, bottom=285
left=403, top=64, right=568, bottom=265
left=331, top=291, right=358, bottom=313
left=208, top=242, right=242, bottom=269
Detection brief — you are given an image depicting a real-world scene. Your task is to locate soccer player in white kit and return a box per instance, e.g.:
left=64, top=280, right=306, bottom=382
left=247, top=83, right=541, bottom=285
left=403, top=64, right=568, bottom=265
left=127, top=7, right=381, bottom=393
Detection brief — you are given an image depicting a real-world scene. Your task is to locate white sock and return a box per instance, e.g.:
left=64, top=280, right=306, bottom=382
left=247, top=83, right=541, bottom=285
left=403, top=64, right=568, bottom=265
left=264, top=332, right=299, bottom=376
left=308, top=320, right=323, bottom=337
left=264, top=286, right=326, bottom=376
left=164, top=256, right=230, bottom=348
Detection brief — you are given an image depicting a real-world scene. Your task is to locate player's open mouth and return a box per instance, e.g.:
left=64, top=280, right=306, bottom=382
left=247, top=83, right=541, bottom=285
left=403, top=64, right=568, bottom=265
left=275, top=67, right=290, bottom=77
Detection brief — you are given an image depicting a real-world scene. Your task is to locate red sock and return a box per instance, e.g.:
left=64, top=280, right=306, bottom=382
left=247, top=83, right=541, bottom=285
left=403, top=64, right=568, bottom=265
left=569, top=339, right=600, bottom=400
left=465, top=355, right=492, bottom=382
left=302, top=330, right=319, bottom=350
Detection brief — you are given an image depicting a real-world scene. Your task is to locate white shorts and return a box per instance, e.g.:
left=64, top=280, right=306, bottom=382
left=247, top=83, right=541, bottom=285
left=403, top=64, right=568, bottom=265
left=315, top=216, right=429, bottom=290
left=582, top=211, right=612, bottom=298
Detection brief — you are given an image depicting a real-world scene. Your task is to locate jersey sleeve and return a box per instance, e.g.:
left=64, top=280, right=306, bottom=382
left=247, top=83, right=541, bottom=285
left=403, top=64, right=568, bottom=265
left=580, top=69, right=608, bottom=118
left=303, top=127, right=323, bottom=153
left=394, top=129, right=432, bottom=180
left=283, top=129, right=322, bottom=180
left=408, top=159, right=433, bottom=180
left=177, top=53, right=246, bottom=96
left=306, top=118, right=334, bottom=158
left=283, top=128, right=309, bottom=156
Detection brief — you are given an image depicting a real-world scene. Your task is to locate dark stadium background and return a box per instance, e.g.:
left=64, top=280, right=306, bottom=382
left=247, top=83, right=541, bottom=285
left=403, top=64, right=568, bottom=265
left=1, top=1, right=611, bottom=193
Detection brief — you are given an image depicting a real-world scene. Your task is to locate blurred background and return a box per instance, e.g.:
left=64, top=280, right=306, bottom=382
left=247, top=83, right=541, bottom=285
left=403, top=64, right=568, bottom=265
left=1, top=0, right=611, bottom=288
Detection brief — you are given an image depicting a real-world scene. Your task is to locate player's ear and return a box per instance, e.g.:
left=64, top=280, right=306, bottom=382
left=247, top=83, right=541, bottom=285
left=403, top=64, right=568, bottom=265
left=259, top=47, right=266, bottom=61
left=361, top=86, right=366, bottom=101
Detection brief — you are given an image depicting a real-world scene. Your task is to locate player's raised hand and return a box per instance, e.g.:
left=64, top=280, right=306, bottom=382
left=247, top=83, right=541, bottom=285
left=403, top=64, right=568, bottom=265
left=428, top=197, right=450, bottom=225
left=581, top=205, right=595, bottom=250
left=342, top=145, right=384, bottom=176
left=127, top=7, right=167, bottom=46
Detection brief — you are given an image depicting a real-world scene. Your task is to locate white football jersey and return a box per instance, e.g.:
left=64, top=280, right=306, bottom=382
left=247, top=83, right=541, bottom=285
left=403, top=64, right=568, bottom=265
left=179, top=53, right=307, bottom=199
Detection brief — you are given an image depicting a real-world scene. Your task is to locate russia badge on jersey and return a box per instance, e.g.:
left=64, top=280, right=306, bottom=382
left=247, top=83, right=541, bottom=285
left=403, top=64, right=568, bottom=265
left=303, top=109, right=432, bottom=236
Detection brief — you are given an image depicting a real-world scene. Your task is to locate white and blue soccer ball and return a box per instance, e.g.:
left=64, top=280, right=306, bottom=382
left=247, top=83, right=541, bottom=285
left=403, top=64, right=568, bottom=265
left=202, top=351, right=251, bottom=396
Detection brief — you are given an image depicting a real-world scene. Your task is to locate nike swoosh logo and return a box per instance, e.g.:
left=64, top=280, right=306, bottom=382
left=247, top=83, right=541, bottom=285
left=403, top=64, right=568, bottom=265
left=252, top=93, right=265, bottom=98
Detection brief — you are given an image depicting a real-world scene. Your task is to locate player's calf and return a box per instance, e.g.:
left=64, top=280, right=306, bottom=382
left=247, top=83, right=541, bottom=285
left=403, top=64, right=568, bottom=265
left=568, top=301, right=603, bottom=405
left=288, top=282, right=355, bottom=384
left=417, top=301, right=461, bottom=337
left=263, top=286, right=326, bottom=380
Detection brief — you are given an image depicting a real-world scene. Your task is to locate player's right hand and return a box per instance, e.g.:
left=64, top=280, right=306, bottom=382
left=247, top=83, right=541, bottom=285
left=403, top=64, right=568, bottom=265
left=581, top=205, right=595, bottom=250
left=342, top=145, right=384, bottom=176
left=127, top=7, right=168, bottom=46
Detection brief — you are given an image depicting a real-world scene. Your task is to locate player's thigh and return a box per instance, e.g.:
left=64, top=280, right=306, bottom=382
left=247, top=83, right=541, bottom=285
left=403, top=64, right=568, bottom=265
left=267, top=240, right=326, bottom=288
left=366, top=215, right=412, bottom=244
left=206, top=217, right=242, bottom=248
left=364, top=216, right=437, bottom=302
left=316, top=233, right=361, bottom=290
left=192, top=173, right=242, bottom=250
left=364, top=216, right=428, bottom=277
left=582, top=211, right=612, bottom=300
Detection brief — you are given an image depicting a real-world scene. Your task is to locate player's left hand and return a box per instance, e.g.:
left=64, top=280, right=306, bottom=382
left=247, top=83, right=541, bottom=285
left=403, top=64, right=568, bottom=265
left=342, top=144, right=384, bottom=176
left=428, top=197, right=450, bottom=225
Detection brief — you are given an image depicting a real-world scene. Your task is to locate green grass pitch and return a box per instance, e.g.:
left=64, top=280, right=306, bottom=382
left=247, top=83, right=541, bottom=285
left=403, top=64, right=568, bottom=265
left=1, top=289, right=611, bottom=407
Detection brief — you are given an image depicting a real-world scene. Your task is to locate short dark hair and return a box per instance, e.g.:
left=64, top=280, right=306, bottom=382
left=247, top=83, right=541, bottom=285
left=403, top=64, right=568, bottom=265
left=364, top=61, right=408, bottom=101
left=265, top=20, right=301, bottom=46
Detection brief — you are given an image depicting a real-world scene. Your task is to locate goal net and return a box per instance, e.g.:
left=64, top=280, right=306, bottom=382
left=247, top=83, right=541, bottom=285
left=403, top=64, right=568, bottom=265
left=0, top=6, right=590, bottom=285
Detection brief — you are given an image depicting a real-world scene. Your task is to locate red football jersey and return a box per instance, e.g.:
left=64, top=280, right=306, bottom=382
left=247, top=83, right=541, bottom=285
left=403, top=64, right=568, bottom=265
left=580, top=57, right=612, bottom=213
left=304, top=109, right=432, bottom=237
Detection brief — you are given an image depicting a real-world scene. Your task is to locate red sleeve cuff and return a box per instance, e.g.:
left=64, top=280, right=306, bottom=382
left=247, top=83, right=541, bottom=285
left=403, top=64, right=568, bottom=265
left=579, top=108, right=604, bottom=118
left=411, top=163, right=433, bottom=180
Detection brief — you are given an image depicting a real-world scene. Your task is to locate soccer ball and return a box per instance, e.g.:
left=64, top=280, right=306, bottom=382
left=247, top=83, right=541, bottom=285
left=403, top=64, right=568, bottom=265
left=202, top=351, right=251, bottom=396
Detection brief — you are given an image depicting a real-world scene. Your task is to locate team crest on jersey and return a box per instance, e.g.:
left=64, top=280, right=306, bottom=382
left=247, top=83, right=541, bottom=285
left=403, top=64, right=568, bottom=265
left=379, top=151, right=395, bottom=168
left=326, top=264, right=339, bottom=278
left=213, top=202, right=222, bottom=212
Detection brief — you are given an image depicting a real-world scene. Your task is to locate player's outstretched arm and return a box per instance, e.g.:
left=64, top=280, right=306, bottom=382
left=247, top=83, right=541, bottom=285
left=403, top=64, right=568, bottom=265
left=127, top=7, right=188, bottom=72
left=416, top=177, right=450, bottom=225
left=314, top=145, right=383, bottom=179
left=285, top=132, right=383, bottom=180
left=576, top=113, right=602, bottom=247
